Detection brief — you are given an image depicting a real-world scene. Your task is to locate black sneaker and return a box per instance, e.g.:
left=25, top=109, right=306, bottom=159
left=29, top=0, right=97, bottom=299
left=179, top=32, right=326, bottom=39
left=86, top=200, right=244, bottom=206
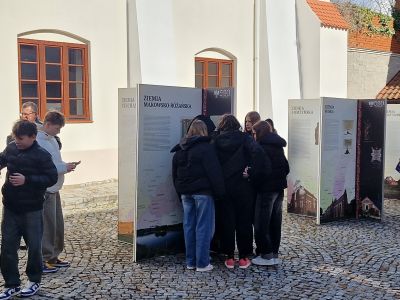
left=42, top=262, right=58, bottom=274
left=52, top=259, right=70, bottom=268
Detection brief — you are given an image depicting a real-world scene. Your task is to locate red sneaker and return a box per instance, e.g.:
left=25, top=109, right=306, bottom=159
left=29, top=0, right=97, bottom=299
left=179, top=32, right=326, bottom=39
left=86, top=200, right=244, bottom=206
left=239, top=258, right=251, bottom=269
left=224, top=258, right=235, bottom=269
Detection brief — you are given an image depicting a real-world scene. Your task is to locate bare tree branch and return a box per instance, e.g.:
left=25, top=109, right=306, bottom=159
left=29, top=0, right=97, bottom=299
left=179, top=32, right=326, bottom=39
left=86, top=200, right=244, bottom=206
left=332, top=0, right=395, bottom=15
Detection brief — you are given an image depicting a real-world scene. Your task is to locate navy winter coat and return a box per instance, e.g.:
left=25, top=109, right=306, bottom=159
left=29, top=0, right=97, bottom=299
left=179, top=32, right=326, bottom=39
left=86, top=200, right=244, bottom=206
left=171, top=136, right=225, bottom=198
left=254, top=133, right=289, bottom=192
left=214, top=130, right=268, bottom=183
left=0, top=140, right=58, bottom=213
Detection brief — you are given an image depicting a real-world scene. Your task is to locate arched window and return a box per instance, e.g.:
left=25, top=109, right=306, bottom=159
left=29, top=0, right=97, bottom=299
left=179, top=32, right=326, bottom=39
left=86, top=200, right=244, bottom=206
left=195, top=57, right=233, bottom=89
left=18, top=38, right=90, bottom=122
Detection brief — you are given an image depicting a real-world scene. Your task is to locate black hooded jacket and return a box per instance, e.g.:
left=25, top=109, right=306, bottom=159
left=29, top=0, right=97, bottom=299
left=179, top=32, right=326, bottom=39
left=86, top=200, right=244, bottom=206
left=213, top=130, right=268, bottom=184
left=171, top=136, right=225, bottom=198
left=187, top=115, right=216, bottom=136
left=0, top=140, right=58, bottom=213
left=254, top=133, right=290, bottom=192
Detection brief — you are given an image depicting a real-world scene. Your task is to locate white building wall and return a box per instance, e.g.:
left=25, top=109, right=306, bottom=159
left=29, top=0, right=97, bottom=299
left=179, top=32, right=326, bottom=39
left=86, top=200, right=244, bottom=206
left=134, top=0, right=255, bottom=122
left=320, top=27, right=347, bottom=98
left=296, top=0, right=321, bottom=99
left=265, top=0, right=300, bottom=139
left=1, top=0, right=349, bottom=184
left=255, top=0, right=273, bottom=120
left=348, top=49, right=400, bottom=99
left=0, top=0, right=127, bottom=184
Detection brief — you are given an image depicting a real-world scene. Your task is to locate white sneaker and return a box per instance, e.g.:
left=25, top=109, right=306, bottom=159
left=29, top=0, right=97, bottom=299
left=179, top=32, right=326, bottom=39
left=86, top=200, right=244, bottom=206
left=186, top=265, right=195, bottom=270
left=20, top=281, right=40, bottom=297
left=196, top=264, right=213, bottom=272
left=251, top=256, right=275, bottom=266
left=0, top=286, right=21, bottom=300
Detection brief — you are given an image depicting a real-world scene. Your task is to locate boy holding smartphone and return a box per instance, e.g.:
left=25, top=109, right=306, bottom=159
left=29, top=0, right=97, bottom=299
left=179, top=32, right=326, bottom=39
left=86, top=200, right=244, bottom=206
left=36, top=111, right=79, bottom=273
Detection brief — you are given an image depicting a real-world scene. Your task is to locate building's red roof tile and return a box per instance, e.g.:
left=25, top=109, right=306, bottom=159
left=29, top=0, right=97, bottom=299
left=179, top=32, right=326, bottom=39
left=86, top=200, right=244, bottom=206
left=348, top=16, right=400, bottom=54
left=376, top=71, right=400, bottom=99
left=307, top=0, right=349, bottom=30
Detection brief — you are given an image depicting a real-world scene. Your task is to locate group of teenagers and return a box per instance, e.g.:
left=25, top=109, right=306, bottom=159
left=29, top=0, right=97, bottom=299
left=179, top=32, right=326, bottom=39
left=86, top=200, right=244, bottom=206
left=171, top=112, right=290, bottom=272
left=0, top=102, right=78, bottom=299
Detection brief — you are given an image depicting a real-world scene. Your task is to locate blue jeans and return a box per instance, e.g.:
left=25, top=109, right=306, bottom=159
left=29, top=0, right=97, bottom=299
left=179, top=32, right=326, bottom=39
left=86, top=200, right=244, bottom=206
left=181, top=194, right=215, bottom=268
left=1, top=207, right=43, bottom=287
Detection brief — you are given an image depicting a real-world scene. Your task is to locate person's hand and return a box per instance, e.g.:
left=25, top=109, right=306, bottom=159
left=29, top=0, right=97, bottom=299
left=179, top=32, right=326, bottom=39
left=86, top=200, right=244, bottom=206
left=66, top=163, right=77, bottom=173
left=9, top=173, right=25, bottom=186
left=243, top=166, right=251, bottom=179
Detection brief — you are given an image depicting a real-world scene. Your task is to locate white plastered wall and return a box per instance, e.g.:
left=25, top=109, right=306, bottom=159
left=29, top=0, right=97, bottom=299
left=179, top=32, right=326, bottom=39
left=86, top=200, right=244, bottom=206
left=320, top=27, right=347, bottom=98
left=348, top=49, right=400, bottom=98
left=264, top=0, right=300, bottom=140
left=296, top=0, right=321, bottom=99
left=133, top=0, right=255, bottom=122
left=296, top=0, right=348, bottom=99
left=0, top=0, right=127, bottom=184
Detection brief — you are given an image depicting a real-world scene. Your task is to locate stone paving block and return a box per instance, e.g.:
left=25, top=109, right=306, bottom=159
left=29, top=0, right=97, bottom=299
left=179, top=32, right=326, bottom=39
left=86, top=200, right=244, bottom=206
left=1, top=181, right=400, bottom=299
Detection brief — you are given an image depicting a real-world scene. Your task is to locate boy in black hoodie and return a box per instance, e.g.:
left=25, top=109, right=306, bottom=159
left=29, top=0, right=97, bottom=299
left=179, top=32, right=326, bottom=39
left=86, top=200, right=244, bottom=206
left=0, top=121, right=57, bottom=299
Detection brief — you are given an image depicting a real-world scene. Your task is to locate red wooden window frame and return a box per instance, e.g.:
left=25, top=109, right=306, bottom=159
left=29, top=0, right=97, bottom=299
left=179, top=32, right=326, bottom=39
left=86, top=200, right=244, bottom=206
left=195, top=57, right=233, bottom=89
left=18, top=38, right=91, bottom=123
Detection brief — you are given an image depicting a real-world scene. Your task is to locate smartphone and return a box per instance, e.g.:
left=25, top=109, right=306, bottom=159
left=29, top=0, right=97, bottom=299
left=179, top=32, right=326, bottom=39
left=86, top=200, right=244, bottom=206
left=72, top=161, right=81, bottom=166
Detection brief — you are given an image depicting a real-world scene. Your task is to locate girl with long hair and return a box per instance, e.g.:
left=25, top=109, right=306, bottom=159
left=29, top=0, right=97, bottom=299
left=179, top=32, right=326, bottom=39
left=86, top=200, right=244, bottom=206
left=214, top=114, right=265, bottom=269
left=250, top=121, right=289, bottom=266
left=171, top=120, right=225, bottom=272
left=244, top=111, right=261, bottom=136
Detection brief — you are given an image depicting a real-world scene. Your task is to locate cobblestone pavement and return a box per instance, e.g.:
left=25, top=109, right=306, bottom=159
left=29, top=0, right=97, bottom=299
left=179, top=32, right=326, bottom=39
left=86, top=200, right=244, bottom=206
left=1, top=180, right=400, bottom=299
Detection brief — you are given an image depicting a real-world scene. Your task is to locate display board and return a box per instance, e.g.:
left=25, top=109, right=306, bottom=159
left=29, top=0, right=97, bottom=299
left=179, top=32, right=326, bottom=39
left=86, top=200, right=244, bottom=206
left=288, top=98, right=386, bottom=224
left=118, top=88, right=137, bottom=247
left=320, top=98, right=357, bottom=223
left=384, top=102, right=400, bottom=199
left=202, top=87, right=234, bottom=125
left=356, top=100, right=386, bottom=219
left=118, top=84, right=202, bottom=261
left=287, top=99, right=320, bottom=218
left=136, top=84, right=202, bottom=260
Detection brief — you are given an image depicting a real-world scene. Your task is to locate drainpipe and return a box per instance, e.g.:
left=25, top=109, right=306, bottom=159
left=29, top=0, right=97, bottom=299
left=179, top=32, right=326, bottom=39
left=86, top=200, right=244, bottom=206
left=254, top=0, right=260, bottom=111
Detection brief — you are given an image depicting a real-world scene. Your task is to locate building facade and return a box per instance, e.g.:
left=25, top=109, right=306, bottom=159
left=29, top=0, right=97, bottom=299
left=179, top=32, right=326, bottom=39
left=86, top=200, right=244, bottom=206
left=0, top=0, right=349, bottom=184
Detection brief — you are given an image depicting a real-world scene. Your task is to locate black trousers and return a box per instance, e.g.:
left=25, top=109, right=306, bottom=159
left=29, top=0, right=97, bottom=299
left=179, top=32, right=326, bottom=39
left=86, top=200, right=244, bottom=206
left=220, top=179, right=254, bottom=259
left=210, top=199, right=223, bottom=254
left=254, top=190, right=283, bottom=257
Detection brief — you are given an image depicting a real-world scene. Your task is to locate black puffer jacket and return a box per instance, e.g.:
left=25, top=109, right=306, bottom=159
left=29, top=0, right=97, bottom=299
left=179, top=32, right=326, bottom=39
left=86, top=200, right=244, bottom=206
left=254, top=133, right=290, bottom=192
left=0, top=141, right=58, bottom=213
left=214, top=130, right=268, bottom=183
left=171, top=136, right=225, bottom=198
